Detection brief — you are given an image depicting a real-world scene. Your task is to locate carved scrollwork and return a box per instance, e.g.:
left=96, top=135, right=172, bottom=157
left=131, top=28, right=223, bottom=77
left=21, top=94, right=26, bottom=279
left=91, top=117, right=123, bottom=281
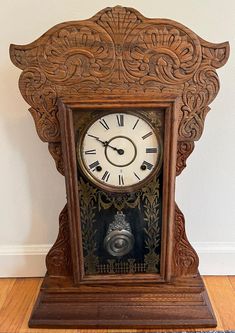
left=176, top=141, right=195, bottom=176
left=10, top=6, right=229, bottom=145
left=29, top=105, right=60, bottom=142
left=201, top=42, right=229, bottom=68
left=46, top=205, right=72, bottom=276
left=9, top=45, right=39, bottom=69
left=48, top=142, right=64, bottom=175
left=19, top=67, right=60, bottom=142
left=95, top=6, right=142, bottom=42
left=179, top=65, right=220, bottom=141
left=38, top=25, right=115, bottom=85
left=125, top=24, right=201, bottom=86
left=173, top=204, right=199, bottom=276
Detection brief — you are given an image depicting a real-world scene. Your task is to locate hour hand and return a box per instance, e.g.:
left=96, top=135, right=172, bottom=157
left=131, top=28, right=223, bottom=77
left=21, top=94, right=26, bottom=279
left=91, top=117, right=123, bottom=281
left=105, top=142, right=124, bottom=155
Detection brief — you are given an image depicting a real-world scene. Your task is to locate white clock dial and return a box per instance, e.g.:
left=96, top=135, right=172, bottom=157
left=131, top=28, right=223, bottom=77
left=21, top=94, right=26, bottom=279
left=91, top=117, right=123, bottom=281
left=78, top=112, right=162, bottom=191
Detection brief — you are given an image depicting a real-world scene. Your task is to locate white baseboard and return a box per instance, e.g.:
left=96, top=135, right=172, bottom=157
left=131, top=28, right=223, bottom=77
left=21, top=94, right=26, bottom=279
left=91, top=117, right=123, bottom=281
left=0, top=245, right=50, bottom=277
left=193, top=242, right=235, bottom=275
left=0, top=242, right=234, bottom=277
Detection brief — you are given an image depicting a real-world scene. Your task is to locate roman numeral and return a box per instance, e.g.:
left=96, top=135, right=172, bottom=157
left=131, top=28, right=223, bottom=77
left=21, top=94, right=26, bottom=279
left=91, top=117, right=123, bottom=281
left=146, top=148, right=157, bottom=153
left=89, top=160, right=100, bottom=171
left=99, top=118, right=109, bottom=130
left=116, top=114, right=124, bottom=126
left=142, top=160, right=154, bottom=170
left=85, top=149, right=96, bottom=155
left=134, top=172, right=140, bottom=180
left=142, top=131, right=153, bottom=140
left=119, top=174, right=124, bottom=185
left=132, top=118, right=139, bottom=130
left=102, top=171, right=110, bottom=182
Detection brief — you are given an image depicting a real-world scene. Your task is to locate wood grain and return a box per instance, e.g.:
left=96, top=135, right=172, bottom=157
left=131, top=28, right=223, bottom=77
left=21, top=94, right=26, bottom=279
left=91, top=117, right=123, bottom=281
left=0, top=279, right=40, bottom=333
left=204, top=277, right=224, bottom=330
left=0, top=278, right=15, bottom=310
left=0, top=276, right=234, bottom=332
left=228, top=276, right=235, bottom=292
left=204, top=276, right=235, bottom=330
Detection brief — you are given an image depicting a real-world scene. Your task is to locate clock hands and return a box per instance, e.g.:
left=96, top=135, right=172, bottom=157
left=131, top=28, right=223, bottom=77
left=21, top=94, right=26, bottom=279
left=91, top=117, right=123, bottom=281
left=88, top=134, right=124, bottom=155
left=104, top=142, right=124, bottom=155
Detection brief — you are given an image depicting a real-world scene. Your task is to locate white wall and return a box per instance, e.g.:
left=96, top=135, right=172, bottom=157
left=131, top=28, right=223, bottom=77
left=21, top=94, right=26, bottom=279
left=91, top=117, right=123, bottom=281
left=0, top=0, right=234, bottom=276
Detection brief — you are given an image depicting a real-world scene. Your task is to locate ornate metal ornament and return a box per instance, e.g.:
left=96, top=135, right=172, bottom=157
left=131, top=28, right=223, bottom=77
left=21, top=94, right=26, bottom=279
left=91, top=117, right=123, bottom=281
left=104, top=211, right=134, bottom=257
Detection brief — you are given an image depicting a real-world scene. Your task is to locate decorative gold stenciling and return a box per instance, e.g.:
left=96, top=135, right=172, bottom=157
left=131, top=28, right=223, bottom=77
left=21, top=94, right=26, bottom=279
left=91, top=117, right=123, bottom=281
left=98, top=191, right=141, bottom=211
left=78, top=178, right=98, bottom=274
left=142, top=178, right=161, bottom=272
left=97, top=259, right=146, bottom=274
left=139, top=110, right=164, bottom=133
left=79, top=174, right=161, bottom=275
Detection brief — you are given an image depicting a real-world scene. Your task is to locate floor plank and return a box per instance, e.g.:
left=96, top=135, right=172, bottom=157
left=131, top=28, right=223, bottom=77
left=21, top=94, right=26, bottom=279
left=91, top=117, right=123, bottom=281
left=204, top=276, right=224, bottom=330
left=228, top=276, right=235, bottom=293
left=204, top=276, right=235, bottom=330
left=0, top=278, right=40, bottom=333
left=0, top=278, right=15, bottom=310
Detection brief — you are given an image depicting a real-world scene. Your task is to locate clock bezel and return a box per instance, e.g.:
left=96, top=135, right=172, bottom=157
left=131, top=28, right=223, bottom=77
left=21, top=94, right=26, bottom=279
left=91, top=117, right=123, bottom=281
left=76, top=110, right=163, bottom=193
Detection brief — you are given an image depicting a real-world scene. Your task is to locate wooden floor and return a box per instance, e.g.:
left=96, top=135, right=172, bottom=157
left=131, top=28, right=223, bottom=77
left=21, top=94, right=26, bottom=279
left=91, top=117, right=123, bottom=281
left=0, top=276, right=234, bottom=332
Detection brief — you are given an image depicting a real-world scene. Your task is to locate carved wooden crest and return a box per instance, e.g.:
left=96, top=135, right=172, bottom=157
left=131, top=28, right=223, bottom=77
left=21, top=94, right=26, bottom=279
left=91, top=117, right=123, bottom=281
left=10, top=6, right=229, bottom=278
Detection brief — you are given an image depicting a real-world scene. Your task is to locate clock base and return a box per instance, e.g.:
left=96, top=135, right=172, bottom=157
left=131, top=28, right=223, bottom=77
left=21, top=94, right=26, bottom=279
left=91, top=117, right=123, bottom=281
left=29, top=274, right=216, bottom=329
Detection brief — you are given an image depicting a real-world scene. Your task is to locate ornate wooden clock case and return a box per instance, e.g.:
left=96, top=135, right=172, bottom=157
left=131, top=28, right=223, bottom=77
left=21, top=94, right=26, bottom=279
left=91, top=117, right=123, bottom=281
left=10, top=6, right=229, bottom=329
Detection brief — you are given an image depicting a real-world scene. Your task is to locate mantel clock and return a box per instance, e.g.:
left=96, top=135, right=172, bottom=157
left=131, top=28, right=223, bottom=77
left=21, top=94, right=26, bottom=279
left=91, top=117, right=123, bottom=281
left=10, top=6, right=229, bottom=328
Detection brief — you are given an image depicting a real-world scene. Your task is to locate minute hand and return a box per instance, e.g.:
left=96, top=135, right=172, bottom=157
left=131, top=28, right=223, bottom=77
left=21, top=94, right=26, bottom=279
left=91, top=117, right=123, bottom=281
left=95, top=137, right=124, bottom=155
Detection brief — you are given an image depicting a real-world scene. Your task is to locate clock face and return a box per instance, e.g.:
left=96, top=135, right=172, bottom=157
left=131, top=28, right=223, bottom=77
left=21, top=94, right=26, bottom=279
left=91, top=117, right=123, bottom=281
left=78, top=112, right=162, bottom=192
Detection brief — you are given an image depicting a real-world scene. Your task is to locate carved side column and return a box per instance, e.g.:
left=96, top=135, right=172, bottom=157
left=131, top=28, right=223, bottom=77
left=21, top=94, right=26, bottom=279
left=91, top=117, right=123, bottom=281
left=46, top=204, right=72, bottom=276
left=172, top=141, right=198, bottom=277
